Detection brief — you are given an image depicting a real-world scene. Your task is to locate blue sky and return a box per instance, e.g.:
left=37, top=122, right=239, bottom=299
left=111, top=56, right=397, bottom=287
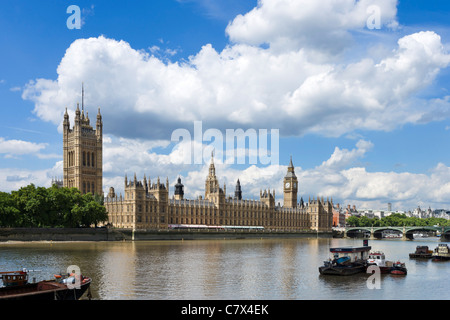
left=1, top=0, right=450, bottom=211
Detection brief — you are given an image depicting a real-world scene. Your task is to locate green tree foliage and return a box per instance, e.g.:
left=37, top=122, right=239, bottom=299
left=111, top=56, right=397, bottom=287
left=0, top=192, right=20, bottom=227
left=346, top=213, right=450, bottom=227
left=0, top=184, right=108, bottom=228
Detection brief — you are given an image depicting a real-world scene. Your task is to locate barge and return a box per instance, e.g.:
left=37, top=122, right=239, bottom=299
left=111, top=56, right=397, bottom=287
left=432, top=244, right=450, bottom=261
left=0, top=269, right=91, bottom=300
left=319, top=242, right=371, bottom=276
left=409, top=246, right=433, bottom=259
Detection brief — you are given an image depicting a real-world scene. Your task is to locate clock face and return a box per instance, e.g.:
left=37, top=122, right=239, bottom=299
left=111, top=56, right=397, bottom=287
left=293, top=183, right=297, bottom=188
left=285, top=182, right=290, bottom=188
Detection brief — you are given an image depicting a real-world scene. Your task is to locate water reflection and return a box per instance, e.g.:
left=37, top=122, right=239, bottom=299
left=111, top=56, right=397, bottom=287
left=0, top=238, right=449, bottom=300
left=98, top=242, right=137, bottom=299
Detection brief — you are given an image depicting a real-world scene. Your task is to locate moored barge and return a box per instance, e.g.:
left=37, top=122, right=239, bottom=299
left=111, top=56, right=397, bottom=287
left=0, top=269, right=91, bottom=300
left=319, top=243, right=371, bottom=276
left=409, top=246, right=433, bottom=259
left=432, top=244, right=450, bottom=261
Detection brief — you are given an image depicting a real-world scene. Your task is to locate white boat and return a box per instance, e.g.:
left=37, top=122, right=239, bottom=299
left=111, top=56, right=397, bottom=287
left=432, top=244, right=450, bottom=261
left=367, top=251, right=392, bottom=273
left=367, top=251, right=407, bottom=275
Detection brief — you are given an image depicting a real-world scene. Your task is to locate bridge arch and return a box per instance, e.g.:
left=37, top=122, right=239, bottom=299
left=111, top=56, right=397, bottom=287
left=344, top=225, right=443, bottom=240
left=345, top=227, right=371, bottom=238
left=371, top=227, right=403, bottom=239
left=440, top=227, right=450, bottom=241
left=403, top=226, right=438, bottom=239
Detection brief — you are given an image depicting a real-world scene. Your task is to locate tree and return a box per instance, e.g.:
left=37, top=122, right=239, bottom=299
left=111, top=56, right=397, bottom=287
left=359, top=216, right=372, bottom=227
left=346, top=216, right=360, bottom=227
left=0, top=184, right=108, bottom=228
left=0, top=192, right=20, bottom=227
left=10, top=184, right=51, bottom=227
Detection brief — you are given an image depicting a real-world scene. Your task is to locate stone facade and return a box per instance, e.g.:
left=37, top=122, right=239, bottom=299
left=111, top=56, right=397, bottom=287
left=104, top=154, right=333, bottom=232
left=61, top=102, right=333, bottom=232
left=63, top=102, right=103, bottom=195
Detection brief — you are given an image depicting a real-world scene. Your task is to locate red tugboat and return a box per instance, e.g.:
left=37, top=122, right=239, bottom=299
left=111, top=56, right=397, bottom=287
left=390, top=261, right=407, bottom=275
left=366, top=251, right=407, bottom=275
left=0, top=269, right=91, bottom=300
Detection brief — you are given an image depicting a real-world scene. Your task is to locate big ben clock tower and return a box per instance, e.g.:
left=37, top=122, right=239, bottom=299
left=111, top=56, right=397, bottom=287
left=283, top=156, right=298, bottom=208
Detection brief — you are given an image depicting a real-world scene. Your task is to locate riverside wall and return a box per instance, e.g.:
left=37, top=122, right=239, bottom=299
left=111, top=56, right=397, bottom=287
left=0, top=228, right=333, bottom=242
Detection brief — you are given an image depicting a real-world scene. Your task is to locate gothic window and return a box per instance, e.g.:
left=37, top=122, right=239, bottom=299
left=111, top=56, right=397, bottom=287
left=83, top=182, right=86, bottom=194
left=87, top=152, right=90, bottom=166
left=92, top=182, right=95, bottom=193
left=83, top=151, right=86, bottom=166
left=91, top=153, right=95, bottom=167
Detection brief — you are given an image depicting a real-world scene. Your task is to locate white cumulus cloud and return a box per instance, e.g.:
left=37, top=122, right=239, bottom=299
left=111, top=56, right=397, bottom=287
left=21, top=30, right=450, bottom=140
left=0, top=137, right=48, bottom=157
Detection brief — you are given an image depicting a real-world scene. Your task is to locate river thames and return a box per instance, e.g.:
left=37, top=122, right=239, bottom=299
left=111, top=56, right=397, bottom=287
left=0, top=237, right=449, bottom=300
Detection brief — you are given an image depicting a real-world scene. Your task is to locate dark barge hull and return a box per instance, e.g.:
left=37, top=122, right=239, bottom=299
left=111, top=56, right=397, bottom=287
left=409, top=253, right=432, bottom=259
left=0, top=279, right=91, bottom=300
left=319, top=264, right=366, bottom=276
left=432, top=256, right=450, bottom=261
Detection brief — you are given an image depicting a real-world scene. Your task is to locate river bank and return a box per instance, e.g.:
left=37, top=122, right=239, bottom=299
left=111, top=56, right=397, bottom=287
left=0, top=228, right=333, bottom=242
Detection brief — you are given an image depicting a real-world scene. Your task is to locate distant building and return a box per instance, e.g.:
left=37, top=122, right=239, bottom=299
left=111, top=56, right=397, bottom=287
left=332, top=203, right=346, bottom=227
left=104, top=154, right=334, bottom=232
left=61, top=94, right=334, bottom=232
left=51, top=177, right=63, bottom=188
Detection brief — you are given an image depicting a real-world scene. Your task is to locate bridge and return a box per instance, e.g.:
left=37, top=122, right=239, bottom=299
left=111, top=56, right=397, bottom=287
left=338, top=226, right=450, bottom=240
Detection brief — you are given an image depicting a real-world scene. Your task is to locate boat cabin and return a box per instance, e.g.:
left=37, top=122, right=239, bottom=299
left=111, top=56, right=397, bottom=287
left=435, top=244, right=450, bottom=254
left=329, top=246, right=372, bottom=262
left=368, top=251, right=385, bottom=263
left=415, top=246, right=431, bottom=254
left=0, top=271, right=28, bottom=287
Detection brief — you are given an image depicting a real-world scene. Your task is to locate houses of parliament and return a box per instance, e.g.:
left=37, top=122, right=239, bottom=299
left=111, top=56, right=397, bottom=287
left=63, top=103, right=333, bottom=233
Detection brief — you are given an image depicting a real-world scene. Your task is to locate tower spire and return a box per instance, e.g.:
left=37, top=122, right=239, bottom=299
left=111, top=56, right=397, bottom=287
left=209, top=150, right=216, bottom=177
left=82, top=82, right=85, bottom=114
